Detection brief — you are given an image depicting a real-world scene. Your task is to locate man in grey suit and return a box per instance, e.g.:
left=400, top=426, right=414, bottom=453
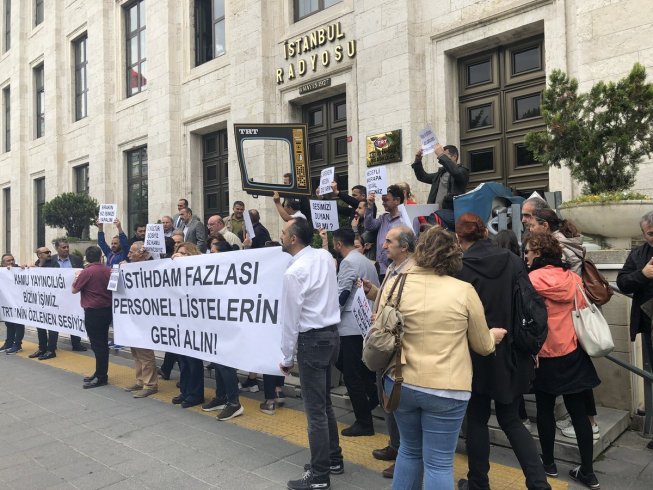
left=178, top=207, right=207, bottom=253
left=332, top=227, right=380, bottom=437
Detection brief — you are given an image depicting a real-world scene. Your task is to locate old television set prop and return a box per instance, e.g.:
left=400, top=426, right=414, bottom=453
left=234, top=124, right=313, bottom=197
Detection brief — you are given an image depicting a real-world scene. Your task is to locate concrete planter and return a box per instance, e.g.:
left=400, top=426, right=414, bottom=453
left=560, top=200, right=653, bottom=249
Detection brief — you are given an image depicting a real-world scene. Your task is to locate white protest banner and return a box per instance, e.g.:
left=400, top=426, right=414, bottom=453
left=319, top=167, right=335, bottom=196
left=419, top=126, right=439, bottom=155
left=98, top=204, right=117, bottom=224
left=309, top=200, right=340, bottom=231
left=243, top=207, right=256, bottom=239
left=398, top=204, right=413, bottom=228
left=0, top=268, right=87, bottom=339
left=405, top=204, right=438, bottom=222
left=112, top=248, right=291, bottom=375
left=351, top=286, right=373, bottom=337
left=144, top=224, right=166, bottom=254
left=366, top=166, right=387, bottom=195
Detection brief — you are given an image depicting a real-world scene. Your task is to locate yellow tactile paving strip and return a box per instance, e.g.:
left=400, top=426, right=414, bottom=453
left=15, top=341, right=567, bottom=489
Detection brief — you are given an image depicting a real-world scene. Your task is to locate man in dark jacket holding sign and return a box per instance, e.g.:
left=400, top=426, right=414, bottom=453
left=411, top=144, right=469, bottom=207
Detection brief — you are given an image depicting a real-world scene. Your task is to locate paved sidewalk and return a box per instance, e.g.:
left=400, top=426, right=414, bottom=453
left=2, top=338, right=651, bottom=489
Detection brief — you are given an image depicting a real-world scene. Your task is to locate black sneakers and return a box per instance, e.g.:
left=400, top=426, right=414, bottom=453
left=202, top=397, right=227, bottom=412
left=303, top=463, right=344, bottom=476
left=216, top=403, right=244, bottom=421
left=340, top=421, right=374, bottom=437
left=240, top=378, right=260, bottom=393
left=288, top=467, right=330, bottom=490
left=5, top=346, right=22, bottom=355
left=569, top=466, right=600, bottom=489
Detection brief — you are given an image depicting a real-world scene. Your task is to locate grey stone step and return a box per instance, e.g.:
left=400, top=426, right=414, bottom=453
left=484, top=406, right=630, bottom=464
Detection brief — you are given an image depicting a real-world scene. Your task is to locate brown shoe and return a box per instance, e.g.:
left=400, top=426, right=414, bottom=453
left=124, top=384, right=144, bottom=392
left=372, top=445, right=398, bottom=461
left=133, top=388, right=158, bottom=398
left=382, top=463, right=395, bottom=479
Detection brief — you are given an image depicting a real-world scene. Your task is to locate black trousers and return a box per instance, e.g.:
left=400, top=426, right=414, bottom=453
left=335, top=335, right=378, bottom=427
left=71, top=335, right=83, bottom=348
left=178, top=355, right=205, bottom=403
left=466, top=393, right=550, bottom=490
left=160, top=352, right=179, bottom=377
left=4, top=322, right=25, bottom=348
left=85, top=307, right=112, bottom=382
left=536, top=390, right=594, bottom=475
left=36, top=328, right=58, bottom=352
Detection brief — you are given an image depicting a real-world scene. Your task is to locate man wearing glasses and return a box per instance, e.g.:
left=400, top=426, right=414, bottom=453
left=28, top=247, right=60, bottom=360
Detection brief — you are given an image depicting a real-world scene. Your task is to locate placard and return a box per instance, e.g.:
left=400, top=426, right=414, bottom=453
left=366, top=166, right=388, bottom=195
left=309, top=200, right=339, bottom=231
left=107, top=265, right=121, bottom=292
left=243, top=207, right=256, bottom=239
left=404, top=204, right=438, bottom=222
left=419, top=126, right=439, bottom=155
left=351, top=286, right=373, bottom=337
left=144, top=224, right=166, bottom=254
left=319, top=167, right=335, bottom=196
left=398, top=204, right=413, bottom=228
left=98, top=204, right=117, bottom=224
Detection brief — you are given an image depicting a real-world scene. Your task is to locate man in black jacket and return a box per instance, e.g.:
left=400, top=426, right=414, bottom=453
left=411, top=144, right=469, bottom=207
left=617, top=211, right=653, bottom=450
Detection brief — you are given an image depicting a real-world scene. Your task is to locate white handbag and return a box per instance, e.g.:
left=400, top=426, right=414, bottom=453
left=572, top=284, right=614, bottom=357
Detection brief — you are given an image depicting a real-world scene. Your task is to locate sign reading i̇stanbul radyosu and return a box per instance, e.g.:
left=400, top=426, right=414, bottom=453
left=276, top=22, right=356, bottom=84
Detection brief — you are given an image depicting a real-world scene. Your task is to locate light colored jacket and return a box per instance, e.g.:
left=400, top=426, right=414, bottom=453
left=337, top=250, right=379, bottom=336
left=378, top=266, right=495, bottom=392
left=553, top=230, right=584, bottom=276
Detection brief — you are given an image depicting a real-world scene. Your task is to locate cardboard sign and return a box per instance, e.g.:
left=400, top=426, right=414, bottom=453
left=107, top=265, right=121, bottom=292
left=319, top=167, right=335, bottom=196
left=419, top=126, right=439, bottom=155
left=98, top=204, right=117, bottom=224
left=366, top=166, right=388, bottom=195
left=309, top=200, right=339, bottom=231
left=243, top=207, right=256, bottom=239
left=144, top=224, right=166, bottom=254
left=351, top=286, right=373, bottom=337
left=398, top=204, right=413, bottom=228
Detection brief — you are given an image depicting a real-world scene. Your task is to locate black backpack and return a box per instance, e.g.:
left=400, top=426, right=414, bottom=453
left=512, top=271, right=548, bottom=356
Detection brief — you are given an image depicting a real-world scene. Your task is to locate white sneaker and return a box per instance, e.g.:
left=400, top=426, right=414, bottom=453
left=561, top=423, right=600, bottom=441
left=555, top=415, right=572, bottom=431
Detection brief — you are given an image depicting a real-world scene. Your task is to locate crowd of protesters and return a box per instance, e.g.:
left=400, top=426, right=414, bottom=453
left=2, top=138, right=653, bottom=490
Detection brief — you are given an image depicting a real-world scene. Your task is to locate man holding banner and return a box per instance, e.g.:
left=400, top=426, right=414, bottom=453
left=279, top=218, right=344, bottom=490
left=332, top=228, right=380, bottom=438
left=72, top=246, right=112, bottom=389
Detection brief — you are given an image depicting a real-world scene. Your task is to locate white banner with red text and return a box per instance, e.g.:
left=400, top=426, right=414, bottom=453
left=0, top=267, right=87, bottom=339
left=112, top=247, right=291, bottom=375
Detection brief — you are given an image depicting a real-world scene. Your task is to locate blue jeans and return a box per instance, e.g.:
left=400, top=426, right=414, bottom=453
left=297, top=325, right=343, bottom=479
left=385, top=378, right=468, bottom=490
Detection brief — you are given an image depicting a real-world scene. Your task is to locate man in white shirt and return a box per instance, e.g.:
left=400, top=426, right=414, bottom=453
left=272, top=191, right=307, bottom=222
left=279, top=218, right=343, bottom=490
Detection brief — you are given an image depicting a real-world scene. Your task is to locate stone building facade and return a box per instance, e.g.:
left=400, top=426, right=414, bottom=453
left=0, top=0, right=652, bottom=264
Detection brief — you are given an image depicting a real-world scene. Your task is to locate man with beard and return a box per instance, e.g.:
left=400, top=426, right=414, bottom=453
left=97, top=218, right=130, bottom=267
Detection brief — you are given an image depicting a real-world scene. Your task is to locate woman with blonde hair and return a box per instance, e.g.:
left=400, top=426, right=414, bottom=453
left=380, top=226, right=507, bottom=489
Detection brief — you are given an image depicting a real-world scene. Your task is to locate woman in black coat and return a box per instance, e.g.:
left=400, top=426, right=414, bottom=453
left=455, top=213, right=550, bottom=490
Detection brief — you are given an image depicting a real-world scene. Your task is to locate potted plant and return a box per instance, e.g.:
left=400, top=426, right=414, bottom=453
left=42, top=192, right=99, bottom=251
left=526, top=63, right=653, bottom=248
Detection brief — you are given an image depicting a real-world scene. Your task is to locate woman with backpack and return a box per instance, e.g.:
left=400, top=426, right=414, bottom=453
left=524, top=231, right=601, bottom=490
left=456, top=213, right=550, bottom=490
left=528, top=209, right=602, bottom=441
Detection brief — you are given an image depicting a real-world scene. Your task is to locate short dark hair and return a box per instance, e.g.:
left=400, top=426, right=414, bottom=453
left=385, top=184, right=404, bottom=203
left=85, top=245, right=102, bottom=263
left=283, top=172, right=292, bottom=179
left=288, top=218, right=313, bottom=247
left=443, top=145, right=459, bottom=158
left=1, top=253, right=14, bottom=262
left=182, top=207, right=193, bottom=215
left=493, top=230, right=521, bottom=257
left=134, top=223, right=145, bottom=231
left=179, top=198, right=188, bottom=206
left=285, top=199, right=301, bottom=212
left=333, top=228, right=355, bottom=247
left=214, top=241, right=233, bottom=253
left=249, top=209, right=260, bottom=224
left=53, top=238, right=69, bottom=248
left=164, top=237, right=175, bottom=257
left=264, top=240, right=281, bottom=247
left=352, top=185, right=367, bottom=195
left=233, top=201, right=245, bottom=208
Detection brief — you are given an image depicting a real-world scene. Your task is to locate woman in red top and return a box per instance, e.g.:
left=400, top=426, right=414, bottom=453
left=524, top=232, right=600, bottom=490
